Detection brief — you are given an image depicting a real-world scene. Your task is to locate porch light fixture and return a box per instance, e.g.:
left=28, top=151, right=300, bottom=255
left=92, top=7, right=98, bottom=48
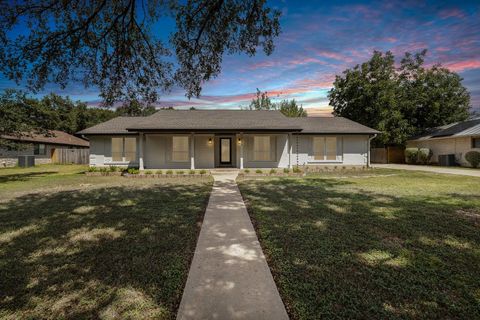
left=237, top=138, right=242, bottom=145
left=208, top=138, right=213, bottom=145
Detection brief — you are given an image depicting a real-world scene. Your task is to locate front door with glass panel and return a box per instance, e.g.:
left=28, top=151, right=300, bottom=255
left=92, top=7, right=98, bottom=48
left=220, top=138, right=232, bottom=164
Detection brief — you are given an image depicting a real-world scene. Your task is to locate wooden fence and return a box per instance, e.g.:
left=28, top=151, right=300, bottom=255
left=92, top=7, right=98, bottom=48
left=371, top=146, right=405, bottom=164
left=52, top=148, right=89, bottom=164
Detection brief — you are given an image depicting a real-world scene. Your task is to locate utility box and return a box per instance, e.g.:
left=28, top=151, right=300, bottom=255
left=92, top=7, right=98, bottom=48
left=438, top=154, right=456, bottom=166
left=18, top=155, right=35, bottom=167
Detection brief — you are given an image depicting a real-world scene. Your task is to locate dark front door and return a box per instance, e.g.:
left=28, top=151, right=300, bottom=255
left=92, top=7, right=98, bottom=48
left=220, top=138, right=232, bottom=165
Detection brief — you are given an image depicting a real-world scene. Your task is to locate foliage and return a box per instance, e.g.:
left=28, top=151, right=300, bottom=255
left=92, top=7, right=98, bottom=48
left=144, top=170, right=153, bottom=175
left=248, top=88, right=277, bottom=110
left=108, top=166, right=119, bottom=172
left=244, top=169, right=250, bottom=174
left=166, top=170, right=173, bottom=175
left=199, top=169, right=207, bottom=175
left=189, top=170, right=196, bottom=175
left=156, top=170, right=163, bottom=174
left=115, top=99, right=157, bottom=117
left=177, top=170, right=185, bottom=175
left=283, top=168, right=290, bottom=173
left=417, top=148, right=433, bottom=164
left=255, top=169, right=263, bottom=174
left=293, top=166, right=302, bottom=173
left=329, top=50, right=470, bottom=145
left=238, top=170, right=480, bottom=319
left=127, top=168, right=140, bottom=175
left=87, top=166, right=98, bottom=172
left=269, top=168, right=276, bottom=174
left=405, top=148, right=419, bottom=164
left=278, top=99, right=307, bottom=117
left=0, top=1, right=280, bottom=105
left=465, top=151, right=480, bottom=168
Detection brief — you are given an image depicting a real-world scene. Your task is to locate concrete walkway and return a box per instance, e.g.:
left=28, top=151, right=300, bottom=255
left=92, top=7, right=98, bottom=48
left=373, top=164, right=480, bottom=177
left=177, top=171, right=289, bottom=320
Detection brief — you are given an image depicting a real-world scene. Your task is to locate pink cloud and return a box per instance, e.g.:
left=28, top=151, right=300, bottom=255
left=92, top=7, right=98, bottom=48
left=313, top=50, right=353, bottom=63
left=445, top=60, right=480, bottom=72
left=439, top=8, right=465, bottom=19
left=384, top=37, right=398, bottom=43
left=435, top=47, right=451, bottom=52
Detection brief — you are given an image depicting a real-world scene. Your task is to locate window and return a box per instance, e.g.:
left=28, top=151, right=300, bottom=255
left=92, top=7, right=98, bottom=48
left=473, top=138, right=480, bottom=148
left=111, top=137, right=137, bottom=162
left=172, top=136, right=189, bottom=162
left=253, top=136, right=272, bottom=161
left=313, top=137, right=337, bottom=161
left=34, top=143, right=46, bottom=155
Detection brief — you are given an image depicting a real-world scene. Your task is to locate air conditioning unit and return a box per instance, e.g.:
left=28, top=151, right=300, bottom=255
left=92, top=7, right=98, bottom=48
left=18, top=155, right=35, bottom=167
left=438, top=154, right=456, bottom=166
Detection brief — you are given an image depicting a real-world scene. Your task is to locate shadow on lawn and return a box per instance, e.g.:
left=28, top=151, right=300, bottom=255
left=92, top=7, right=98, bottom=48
left=0, top=182, right=211, bottom=319
left=0, top=171, right=58, bottom=183
left=239, top=177, right=480, bottom=320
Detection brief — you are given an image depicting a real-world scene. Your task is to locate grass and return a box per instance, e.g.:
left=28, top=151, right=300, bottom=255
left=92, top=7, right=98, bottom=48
left=238, top=169, right=480, bottom=319
left=0, top=164, right=213, bottom=319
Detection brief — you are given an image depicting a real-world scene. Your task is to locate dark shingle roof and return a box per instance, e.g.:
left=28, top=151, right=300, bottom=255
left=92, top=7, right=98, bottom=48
left=292, top=117, right=380, bottom=134
left=409, top=118, right=480, bottom=141
left=77, top=110, right=379, bottom=135
left=128, top=110, right=300, bottom=131
left=77, top=117, right=144, bottom=134
left=2, top=130, right=89, bottom=147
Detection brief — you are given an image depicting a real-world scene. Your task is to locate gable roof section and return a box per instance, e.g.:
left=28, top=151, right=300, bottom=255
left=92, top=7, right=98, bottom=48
left=2, top=130, right=89, bottom=147
left=409, top=118, right=480, bottom=141
left=291, top=117, right=380, bottom=134
left=128, top=110, right=301, bottom=131
left=77, top=110, right=379, bottom=135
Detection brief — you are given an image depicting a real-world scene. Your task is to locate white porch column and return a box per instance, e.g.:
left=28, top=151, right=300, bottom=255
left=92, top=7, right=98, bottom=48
left=190, top=133, right=195, bottom=170
left=139, top=133, right=144, bottom=171
left=240, top=133, right=244, bottom=169
left=288, top=133, right=293, bottom=169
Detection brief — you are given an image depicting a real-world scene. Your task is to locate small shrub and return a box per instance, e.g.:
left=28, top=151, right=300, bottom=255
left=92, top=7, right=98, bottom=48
left=189, top=169, right=196, bottom=175
left=156, top=170, right=163, bottom=174
left=405, top=148, right=419, bottom=164
left=417, top=148, right=433, bottom=164
left=244, top=169, right=250, bottom=174
left=127, top=168, right=140, bottom=174
left=144, top=170, right=153, bottom=175
left=269, top=168, right=276, bottom=174
left=177, top=170, right=185, bottom=175
left=283, top=168, right=290, bottom=174
left=87, top=166, right=98, bottom=172
left=199, top=169, right=207, bottom=175
left=255, top=169, right=263, bottom=174
left=293, top=166, right=302, bottom=173
left=99, top=167, right=108, bottom=173
left=166, top=170, right=173, bottom=175
left=465, top=151, right=480, bottom=168
left=109, top=166, right=119, bottom=172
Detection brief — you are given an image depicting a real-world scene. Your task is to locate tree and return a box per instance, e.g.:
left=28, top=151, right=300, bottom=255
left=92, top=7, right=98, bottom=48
left=248, top=88, right=276, bottom=110
left=115, top=100, right=157, bottom=116
left=278, top=99, right=307, bottom=117
left=0, top=1, right=281, bottom=106
left=328, top=50, right=471, bottom=145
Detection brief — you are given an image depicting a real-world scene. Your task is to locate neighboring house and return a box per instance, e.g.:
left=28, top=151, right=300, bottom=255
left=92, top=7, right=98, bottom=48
left=407, top=117, right=480, bottom=167
left=77, top=110, right=379, bottom=170
left=0, top=130, right=90, bottom=167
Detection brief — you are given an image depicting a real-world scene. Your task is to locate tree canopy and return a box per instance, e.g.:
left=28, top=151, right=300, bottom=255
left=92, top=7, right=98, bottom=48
left=0, top=0, right=280, bottom=105
left=247, top=88, right=307, bottom=117
left=328, top=50, right=470, bottom=145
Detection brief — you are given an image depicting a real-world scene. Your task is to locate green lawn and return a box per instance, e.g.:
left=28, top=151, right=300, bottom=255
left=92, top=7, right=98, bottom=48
left=238, top=169, right=480, bottom=319
left=0, top=165, right=213, bottom=319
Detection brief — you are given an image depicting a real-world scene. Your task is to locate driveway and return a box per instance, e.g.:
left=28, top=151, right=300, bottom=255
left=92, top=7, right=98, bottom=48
left=373, top=164, right=480, bottom=177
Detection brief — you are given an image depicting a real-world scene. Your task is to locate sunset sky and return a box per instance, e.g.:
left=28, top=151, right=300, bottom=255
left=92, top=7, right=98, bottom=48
left=1, top=0, right=479, bottom=115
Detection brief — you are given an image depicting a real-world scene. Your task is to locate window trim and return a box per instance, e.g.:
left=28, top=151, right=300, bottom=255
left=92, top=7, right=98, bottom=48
left=472, top=137, right=480, bottom=149
left=311, top=136, right=341, bottom=162
left=110, top=137, right=137, bottom=163
left=171, top=136, right=190, bottom=162
left=253, top=135, right=274, bottom=162
left=33, top=143, right=46, bottom=156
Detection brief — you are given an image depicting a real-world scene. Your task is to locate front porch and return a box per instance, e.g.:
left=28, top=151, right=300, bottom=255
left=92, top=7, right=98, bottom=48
left=138, top=132, right=293, bottom=170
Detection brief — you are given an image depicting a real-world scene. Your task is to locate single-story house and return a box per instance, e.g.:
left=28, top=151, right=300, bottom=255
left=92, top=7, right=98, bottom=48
left=77, top=110, right=379, bottom=170
left=407, top=117, right=480, bottom=166
left=0, top=130, right=90, bottom=167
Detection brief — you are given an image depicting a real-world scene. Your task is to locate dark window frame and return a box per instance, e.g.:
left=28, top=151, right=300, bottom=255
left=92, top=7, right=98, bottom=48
left=473, top=137, right=480, bottom=148
left=34, top=143, right=46, bottom=155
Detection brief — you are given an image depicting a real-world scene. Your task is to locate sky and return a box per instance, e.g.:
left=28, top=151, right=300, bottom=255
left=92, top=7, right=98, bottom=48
left=1, top=0, right=479, bottom=115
